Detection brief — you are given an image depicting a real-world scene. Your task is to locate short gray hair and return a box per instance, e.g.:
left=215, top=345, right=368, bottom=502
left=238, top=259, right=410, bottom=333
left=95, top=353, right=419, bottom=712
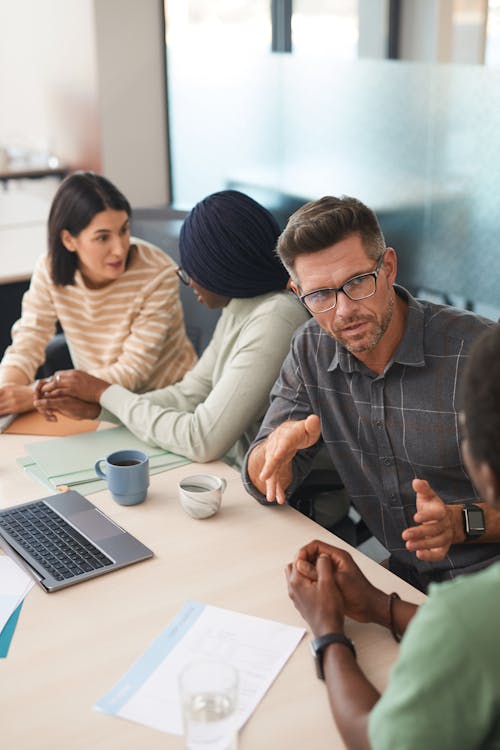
left=276, top=195, right=386, bottom=279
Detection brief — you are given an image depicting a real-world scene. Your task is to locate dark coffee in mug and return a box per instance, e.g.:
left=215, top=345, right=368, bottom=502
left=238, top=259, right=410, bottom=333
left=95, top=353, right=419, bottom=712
left=95, top=449, right=150, bottom=506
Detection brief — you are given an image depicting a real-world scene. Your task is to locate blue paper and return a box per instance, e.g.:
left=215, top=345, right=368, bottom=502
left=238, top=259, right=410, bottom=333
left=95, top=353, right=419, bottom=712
left=0, top=601, right=23, bottom=658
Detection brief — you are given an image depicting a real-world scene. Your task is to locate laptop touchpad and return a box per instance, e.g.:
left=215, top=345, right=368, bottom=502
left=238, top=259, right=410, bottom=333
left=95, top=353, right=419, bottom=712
left=71, top=509, right=124, bottom=541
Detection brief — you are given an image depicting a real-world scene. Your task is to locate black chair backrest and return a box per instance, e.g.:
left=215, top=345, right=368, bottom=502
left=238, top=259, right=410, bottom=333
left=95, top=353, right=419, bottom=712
left=131, top=208, right=221, bottom=356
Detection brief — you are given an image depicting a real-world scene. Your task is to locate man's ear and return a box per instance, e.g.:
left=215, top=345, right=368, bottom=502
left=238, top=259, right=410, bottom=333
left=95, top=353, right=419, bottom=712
left=383, top=247, right=398, bottom=286
left=60, top=229, right=76, bottom=252
left=290, top=281, right=300, bottom=297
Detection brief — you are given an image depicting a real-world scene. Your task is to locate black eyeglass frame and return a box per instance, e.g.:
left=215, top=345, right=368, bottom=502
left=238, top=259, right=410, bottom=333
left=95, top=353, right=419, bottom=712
left=299, top=251, right=386, bottom=314
left=176, top=267, right=191, bottom=286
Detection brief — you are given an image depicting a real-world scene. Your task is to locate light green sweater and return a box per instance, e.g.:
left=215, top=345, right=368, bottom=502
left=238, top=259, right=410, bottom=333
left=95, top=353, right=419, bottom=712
left=99, top=291, right=309, bottom=467
left=369, top=561, right=500, bottom=749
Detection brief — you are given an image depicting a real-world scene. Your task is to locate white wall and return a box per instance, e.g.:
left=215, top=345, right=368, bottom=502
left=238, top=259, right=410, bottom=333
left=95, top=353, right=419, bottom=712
left=93, top=0, right=169, bottom=206
left=0, top=0, right=169, bottom=206
left=0, top=0, right=100, bottom=170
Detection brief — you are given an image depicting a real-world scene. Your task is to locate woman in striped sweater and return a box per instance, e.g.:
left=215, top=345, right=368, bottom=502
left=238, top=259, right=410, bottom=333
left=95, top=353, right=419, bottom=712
left=0, top=172, right=196, bottom=416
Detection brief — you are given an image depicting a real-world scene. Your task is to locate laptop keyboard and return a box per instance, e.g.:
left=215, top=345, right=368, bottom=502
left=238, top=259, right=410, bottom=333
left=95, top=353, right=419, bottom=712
left=0, top=501, right=113, bottom=581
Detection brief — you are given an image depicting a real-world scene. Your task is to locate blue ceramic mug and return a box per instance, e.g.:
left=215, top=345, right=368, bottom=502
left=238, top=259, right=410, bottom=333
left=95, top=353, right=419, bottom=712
left=95, top=449, right=149, bottom=506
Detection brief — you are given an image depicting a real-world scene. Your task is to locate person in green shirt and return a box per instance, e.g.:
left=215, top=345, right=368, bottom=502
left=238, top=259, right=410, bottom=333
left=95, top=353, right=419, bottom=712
left=286, top=323, right=500, bottom=750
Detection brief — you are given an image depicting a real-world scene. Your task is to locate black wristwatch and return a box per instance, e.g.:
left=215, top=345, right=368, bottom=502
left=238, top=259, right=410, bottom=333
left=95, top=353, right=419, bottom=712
left=310, top=633, right=356, bottom=680
left=462, top=504, right=485, bottom=539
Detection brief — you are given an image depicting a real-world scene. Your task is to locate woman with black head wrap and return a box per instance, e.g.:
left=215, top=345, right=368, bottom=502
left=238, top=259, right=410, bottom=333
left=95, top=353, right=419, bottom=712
left=36, top=191, right=309, bottom=467
left=179, top=190, right=290, bottom=300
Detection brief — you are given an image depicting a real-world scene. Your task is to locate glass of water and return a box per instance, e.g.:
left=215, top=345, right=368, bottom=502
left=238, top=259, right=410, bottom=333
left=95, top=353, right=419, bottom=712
left=179, top=659, right=238, bottom=750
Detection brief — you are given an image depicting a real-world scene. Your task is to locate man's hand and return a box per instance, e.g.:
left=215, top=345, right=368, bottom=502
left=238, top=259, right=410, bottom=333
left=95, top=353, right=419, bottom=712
left=294, top=541, right=388, bottom=626
left=248, top=415, right=321, bottom=503
left=402, top=478, right=461, bottom=561
left=38, top=370, right=111, bottom=404
left=0, top=383, right=36, bottom=415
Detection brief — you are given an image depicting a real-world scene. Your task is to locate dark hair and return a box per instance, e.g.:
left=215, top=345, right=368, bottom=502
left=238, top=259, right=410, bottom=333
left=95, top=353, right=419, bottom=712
left=276, top=195, right=386, bottom=278
left=48, top=171, right=131, bottom=285
left=179, top=190, right=288, bottom=298
left=463, top=324, right=500, bottom=476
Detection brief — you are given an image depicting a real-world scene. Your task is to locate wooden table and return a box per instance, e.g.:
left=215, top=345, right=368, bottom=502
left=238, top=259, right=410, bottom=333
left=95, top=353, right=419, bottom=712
left=0, top=431, right=426, bottom=749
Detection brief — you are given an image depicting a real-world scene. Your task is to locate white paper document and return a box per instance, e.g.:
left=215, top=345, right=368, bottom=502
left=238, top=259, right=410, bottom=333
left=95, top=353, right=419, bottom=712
left=0, top=555, right=34, bottom=633
left=95, top=600, right=305, bottom=735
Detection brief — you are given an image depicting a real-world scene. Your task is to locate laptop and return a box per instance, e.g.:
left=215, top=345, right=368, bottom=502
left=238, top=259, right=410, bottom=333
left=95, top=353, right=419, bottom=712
left=0, top=490, right=153, bottom=592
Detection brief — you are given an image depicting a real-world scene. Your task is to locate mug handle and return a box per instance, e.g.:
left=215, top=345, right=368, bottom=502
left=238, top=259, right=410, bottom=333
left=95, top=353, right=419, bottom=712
left=95, top=458, right=107, bottom=479
left=220, top=477, right=227, bottom=493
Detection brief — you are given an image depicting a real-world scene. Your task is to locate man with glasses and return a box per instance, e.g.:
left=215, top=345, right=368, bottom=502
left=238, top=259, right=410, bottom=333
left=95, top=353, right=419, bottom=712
left=243, top=195, right=498, bottom=591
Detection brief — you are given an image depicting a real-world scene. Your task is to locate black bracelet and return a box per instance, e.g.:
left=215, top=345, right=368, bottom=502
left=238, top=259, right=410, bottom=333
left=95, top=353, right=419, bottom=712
left=388, top=592, right=402, bottom=643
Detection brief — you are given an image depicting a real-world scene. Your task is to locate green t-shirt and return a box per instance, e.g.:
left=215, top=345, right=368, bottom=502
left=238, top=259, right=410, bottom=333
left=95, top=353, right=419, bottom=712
left=369, top=562, right=500, bottom=749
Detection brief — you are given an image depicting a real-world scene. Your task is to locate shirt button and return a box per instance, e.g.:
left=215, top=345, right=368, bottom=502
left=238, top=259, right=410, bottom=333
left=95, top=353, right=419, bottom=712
left=383, top=458, right=392, bottom=466
left=375, top=420, right=383, bottom=429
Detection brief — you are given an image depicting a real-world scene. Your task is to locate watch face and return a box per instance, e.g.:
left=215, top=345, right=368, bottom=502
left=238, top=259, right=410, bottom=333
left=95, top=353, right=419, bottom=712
left=467, top=507, right=485, bottom=533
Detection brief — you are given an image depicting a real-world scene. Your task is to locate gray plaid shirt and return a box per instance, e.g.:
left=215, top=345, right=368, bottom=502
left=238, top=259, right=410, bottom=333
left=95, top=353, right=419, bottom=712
left=243, top=286, right=498, bottom=584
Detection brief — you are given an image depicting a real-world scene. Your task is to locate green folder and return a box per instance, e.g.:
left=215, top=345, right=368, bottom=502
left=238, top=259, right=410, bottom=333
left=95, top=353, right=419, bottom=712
left=19, top=426, right=190, bottom=495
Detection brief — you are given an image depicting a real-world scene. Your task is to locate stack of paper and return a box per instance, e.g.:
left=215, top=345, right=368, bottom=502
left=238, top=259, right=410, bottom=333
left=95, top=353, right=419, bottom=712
left=17, top=426, right=190, bottom=495
left=0, top=556, right=34, bottom=657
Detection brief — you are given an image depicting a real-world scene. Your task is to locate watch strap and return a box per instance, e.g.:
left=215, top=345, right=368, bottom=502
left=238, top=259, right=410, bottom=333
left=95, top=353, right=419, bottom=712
left=311, top=633, right=356, bottom=679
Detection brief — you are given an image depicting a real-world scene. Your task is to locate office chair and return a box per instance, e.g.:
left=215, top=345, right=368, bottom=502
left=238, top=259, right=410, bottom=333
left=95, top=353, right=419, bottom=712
left=36, top=330, right=73, bottom=379
left=288, top=460, right=371, bottom=547
left=131, top=208, right=221, bottom=356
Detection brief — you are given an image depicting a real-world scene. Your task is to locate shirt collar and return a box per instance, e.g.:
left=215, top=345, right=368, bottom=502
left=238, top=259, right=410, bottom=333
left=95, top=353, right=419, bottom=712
left=391, top=285, right=426, bottom=367
left=327, top=285, right=426, bottom=373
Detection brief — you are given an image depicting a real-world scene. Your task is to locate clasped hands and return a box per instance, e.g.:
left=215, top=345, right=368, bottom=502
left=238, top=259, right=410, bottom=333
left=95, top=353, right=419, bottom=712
left=33, top=370, right=110, bottom=422
left=286, top=540, right=389, bottom=636
left=256, top=414, right=460, bottom=561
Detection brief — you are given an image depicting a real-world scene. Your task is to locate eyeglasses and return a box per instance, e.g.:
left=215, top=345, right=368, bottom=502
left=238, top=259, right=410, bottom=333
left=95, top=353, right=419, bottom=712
left=299, top=252, right=386, bottom=314
left=176, top=267, right=191, bottom=286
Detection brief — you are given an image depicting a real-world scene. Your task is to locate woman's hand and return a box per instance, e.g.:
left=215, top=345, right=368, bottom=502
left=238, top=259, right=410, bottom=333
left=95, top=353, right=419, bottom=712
left=0, top=383, right=36, bottom=415
left=34, top=389, right=101, bottom=422
left=38, top=370, right=111, bottom=403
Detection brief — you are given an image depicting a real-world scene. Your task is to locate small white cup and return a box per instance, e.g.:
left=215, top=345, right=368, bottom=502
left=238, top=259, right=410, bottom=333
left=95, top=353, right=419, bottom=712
left=179, top=474, right=227, bottom=519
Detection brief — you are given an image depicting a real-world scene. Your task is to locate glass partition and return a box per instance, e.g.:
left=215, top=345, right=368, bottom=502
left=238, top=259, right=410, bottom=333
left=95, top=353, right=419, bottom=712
left=165, top=2, right=500, bottom=315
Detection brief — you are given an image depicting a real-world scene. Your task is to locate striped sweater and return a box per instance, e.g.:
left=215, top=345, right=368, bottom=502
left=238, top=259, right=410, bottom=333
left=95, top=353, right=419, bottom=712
left=1, top=239, right=197, bottom=392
